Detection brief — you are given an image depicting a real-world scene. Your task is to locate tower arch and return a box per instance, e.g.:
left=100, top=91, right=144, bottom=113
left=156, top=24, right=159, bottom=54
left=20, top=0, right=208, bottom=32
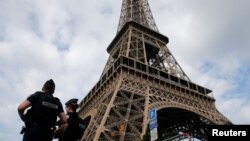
left=78, top=0, right=232, bottom=140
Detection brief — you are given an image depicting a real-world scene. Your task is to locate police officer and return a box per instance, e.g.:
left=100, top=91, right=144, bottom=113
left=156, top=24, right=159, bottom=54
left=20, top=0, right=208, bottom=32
left=18, top=79, right=68, bottom=141
left=58, top=98, right=85, bottom=141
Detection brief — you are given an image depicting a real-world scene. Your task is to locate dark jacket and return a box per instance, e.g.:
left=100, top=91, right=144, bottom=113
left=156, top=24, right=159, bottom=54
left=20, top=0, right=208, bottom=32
left=58, top=112, right=85, bottom=141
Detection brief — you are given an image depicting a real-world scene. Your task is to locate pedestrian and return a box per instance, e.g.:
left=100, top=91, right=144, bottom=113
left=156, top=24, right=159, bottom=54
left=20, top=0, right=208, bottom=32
left=18, top=79, right=68, bottom=141
left=57, top=98, right=85, bottom=141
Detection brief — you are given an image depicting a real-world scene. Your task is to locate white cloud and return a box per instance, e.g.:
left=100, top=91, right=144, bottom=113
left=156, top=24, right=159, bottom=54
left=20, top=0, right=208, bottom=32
left=150, top=0, right=250, bottom=124
left=217, top=98, right=250, bottom=124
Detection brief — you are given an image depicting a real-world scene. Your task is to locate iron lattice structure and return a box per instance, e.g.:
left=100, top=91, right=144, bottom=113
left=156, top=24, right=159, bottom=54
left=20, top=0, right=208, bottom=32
left=117, top=0, right=158, bottom=32
left=78, top=0, right=232, bottom=141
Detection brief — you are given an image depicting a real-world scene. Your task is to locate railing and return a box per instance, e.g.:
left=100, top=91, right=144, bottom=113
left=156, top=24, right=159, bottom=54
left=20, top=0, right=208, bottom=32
left=79, top=55, right=214, bottom=111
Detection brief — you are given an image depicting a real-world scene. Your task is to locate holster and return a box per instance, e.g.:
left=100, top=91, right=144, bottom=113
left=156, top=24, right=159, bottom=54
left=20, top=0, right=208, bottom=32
left=20, top=126, right=26, bottom=134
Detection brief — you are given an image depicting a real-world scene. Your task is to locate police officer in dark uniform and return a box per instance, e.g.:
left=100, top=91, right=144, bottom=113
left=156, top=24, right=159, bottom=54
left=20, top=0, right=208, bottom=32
left=58, top=98, right=85, bottom=141
left=18, top=79, right=68, bottom=141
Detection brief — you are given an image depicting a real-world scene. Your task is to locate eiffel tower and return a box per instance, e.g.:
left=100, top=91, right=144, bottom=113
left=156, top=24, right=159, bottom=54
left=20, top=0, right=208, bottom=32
left=78, top=0, right=232, bottom=140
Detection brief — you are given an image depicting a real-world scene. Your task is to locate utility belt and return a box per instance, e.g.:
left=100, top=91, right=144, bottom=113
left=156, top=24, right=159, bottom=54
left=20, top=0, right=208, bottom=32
left=20, top=121, right=56, bottom=134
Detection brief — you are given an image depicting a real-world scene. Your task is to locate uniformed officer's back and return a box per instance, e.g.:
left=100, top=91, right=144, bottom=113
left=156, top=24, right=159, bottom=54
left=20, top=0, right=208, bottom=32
left=25, top=91, right=61, bottom=128
left=18, top=79, right=68, bottom=141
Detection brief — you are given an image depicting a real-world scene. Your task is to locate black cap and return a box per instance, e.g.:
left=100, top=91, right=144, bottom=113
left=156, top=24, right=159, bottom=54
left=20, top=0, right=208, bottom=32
left=65, top=98, right=78, bottom=106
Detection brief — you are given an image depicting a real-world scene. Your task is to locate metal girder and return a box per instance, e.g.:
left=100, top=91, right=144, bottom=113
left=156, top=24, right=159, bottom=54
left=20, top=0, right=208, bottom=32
left=117, top=0, right=158, bottom=33
left=79, top=71, right=231, bottom=141
left=78, top=1, right=231, bottom=141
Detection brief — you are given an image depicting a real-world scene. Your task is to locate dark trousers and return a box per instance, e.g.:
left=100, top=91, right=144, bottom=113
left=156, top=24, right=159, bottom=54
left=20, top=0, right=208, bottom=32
left=23, top=125, right=53, bottom=141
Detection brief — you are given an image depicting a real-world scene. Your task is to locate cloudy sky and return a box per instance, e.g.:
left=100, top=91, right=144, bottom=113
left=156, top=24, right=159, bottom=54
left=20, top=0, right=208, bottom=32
left=0, top=0, right=249, bottom=140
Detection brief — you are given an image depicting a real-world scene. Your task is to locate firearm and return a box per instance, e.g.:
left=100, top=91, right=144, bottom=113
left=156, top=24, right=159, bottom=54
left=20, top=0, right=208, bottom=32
left=20, top=109, right=31, bottom=134
left=20, top=126, right=26, bottom=134
left=53, top=121, right=61, bottom=139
